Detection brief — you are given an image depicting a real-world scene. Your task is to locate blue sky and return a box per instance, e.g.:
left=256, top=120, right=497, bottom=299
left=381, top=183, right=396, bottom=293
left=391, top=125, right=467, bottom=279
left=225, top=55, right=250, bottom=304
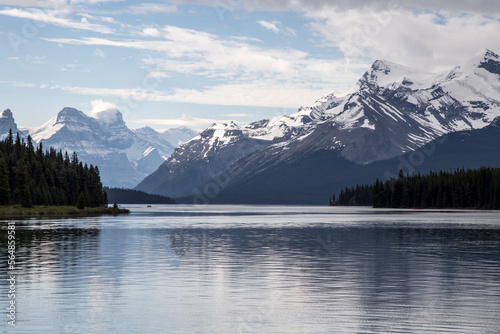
left=1, top=0, right=500, bottom=131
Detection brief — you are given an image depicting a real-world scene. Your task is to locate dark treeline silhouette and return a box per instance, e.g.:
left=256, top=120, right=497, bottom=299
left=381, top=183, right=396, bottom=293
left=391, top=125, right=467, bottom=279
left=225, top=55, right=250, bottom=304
left=331, top=167, right=500, bottom=210
left=104, top=187, right=175, bottom=204
left=0, top=130, right=107, bottom=208
left=329, top=184, right=373, bottom=206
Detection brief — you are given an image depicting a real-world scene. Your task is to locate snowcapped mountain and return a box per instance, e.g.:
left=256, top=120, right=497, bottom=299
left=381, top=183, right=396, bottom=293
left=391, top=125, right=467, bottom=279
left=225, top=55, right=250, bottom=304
left=23, top=107, right=197, bottom=188
left=136, top=49, right=500, bottom=200
left=288, top=48, right=500, bottom=164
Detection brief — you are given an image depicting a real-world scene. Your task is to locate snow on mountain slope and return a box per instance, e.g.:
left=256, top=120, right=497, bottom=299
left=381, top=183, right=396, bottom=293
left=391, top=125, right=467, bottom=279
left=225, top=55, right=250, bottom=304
left=136, top=49, right=500, bottom=199
left=289, top=48, right=500, bottom=163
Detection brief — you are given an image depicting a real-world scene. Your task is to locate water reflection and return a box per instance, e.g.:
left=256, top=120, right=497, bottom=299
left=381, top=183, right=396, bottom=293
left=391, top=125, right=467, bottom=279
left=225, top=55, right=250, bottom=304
left=166, top=226, right=500, bottom=333
left=0, top=208, right=499, bottom=333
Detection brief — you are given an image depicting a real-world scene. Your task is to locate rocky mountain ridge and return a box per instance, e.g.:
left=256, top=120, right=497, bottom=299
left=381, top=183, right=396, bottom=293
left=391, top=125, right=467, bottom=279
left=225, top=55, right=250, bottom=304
left=136, top=49, right=500, bottom=201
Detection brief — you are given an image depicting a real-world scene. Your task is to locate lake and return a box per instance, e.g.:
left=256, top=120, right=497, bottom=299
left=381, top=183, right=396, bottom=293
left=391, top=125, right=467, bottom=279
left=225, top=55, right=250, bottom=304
left=1, top=205, right=500, bottom=333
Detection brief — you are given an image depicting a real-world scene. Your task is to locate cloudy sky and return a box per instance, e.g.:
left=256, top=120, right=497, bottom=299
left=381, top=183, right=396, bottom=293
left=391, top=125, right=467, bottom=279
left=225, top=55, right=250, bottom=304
left=1, top=0, right=499, bottom=131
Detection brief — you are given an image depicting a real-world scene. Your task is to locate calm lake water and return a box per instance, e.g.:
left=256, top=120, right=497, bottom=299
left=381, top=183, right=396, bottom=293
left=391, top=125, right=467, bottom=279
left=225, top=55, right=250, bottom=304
left=1, top=205, right=500, bottom=333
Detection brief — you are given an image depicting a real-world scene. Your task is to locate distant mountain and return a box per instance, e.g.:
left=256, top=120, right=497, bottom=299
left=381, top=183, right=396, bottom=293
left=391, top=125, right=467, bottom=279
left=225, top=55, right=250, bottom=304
left=206, top=116, right=500, bottom=205
left=0, top=109, right=26, bottom=139
left=161, top=126, right=198, bottom=148
left=136, top=49, right=500, bottom=202
left=0, top=107, right=197, bottom=188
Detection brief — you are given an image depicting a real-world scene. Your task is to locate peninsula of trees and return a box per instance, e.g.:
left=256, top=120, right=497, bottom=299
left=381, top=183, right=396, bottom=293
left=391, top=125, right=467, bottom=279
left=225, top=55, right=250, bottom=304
left=0, top=130, right=109, bottom=212
left=331, top=167, right=500, bottom=210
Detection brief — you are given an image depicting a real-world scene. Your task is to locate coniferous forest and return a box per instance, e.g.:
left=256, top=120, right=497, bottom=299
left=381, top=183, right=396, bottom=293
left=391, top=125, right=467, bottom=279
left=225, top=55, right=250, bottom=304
left=104, top=187, right=175, bottom=204
left=0, top=130, right=107, bottom=208
left=331, top=167, right=500, bottom=210
left=330, top=185, right=373, bottom=206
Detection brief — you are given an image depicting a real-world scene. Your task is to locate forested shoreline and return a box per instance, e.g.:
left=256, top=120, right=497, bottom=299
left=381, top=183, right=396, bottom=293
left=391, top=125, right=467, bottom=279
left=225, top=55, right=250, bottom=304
left=331, top=167, right=500, bottom=210
left=0, top=130, right=107, bottom=208
left=104, top=187, right=175, bottom=204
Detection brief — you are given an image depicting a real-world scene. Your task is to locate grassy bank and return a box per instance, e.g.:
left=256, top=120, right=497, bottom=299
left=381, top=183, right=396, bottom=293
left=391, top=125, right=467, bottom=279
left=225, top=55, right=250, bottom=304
left=0, top=205, right=130, bottom=218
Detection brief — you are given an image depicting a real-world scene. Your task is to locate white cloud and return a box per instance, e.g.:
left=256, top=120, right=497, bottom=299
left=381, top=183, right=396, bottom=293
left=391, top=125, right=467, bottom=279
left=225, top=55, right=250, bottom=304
left=89, top=99, right=117, bottom=114
left=257, top=20, right=296, bottom=36
left=126, top=3, right=177, bottom=15
left=48, top=79, right=334, bottom=110
left=156, top=82, right=334, bottom=108
left=306, top=7, right=500, bottom=72
left=100, top=16, right=117, bottom=23
left=140, top=27, right=162, bottom=37
left=41, top=23, right=370, bottom=108
left=79, top=13, right=120, bottom=25
left=0, top=7, right=114, bottom=34
left=134, top=114, right=236, bottom=131
left=44, top=24, right=366, bottom=89
left=258, top=20, right=280, bottom=33
left=0, top=1, right=63, bottom=7
left=51, top=84, right=145, bottom=99
left=25, top=2, right=499, bottom=114
left=161, top=1, right=500, bottom=73
left=167, top=0, right=500, bottom=15
left=69, top=0, right=124, bottom=4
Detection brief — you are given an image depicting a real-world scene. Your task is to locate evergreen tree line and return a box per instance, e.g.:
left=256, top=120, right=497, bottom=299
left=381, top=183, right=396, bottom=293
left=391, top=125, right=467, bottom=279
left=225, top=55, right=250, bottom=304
left=329, top=184, right=373, bottom=206
left=0, top=130, right=108, bottom=208
left=331, top=167, right=500, bottom=210
left=104, top=187, right=175, bottom=204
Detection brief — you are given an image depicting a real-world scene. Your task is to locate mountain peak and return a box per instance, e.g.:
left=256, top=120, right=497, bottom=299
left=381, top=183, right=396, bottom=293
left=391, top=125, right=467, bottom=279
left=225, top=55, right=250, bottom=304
left=478, top=48, right=499, bottom=60
left=455, top=48, right=500, bottom=76
left=136, top=126, right=157, bottom=133
left=0, top=108, right=18, bottom=136
left=361, top=59, right=433, bottom=90
left=371, top=59, right=394, bottom=74
left=208, top=121, right=239, bottom=130
left=477, top=48, right=500, bottom=75
left=56, top=107, right=88, bottom=124
left=2, top=109, right=13, bottom=119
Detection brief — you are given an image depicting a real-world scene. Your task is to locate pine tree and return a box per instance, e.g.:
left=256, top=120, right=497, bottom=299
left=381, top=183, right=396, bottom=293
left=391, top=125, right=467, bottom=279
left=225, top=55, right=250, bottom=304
left=391, top=179, right=404, bottom=208
left=6, top=129, right=13, bottom=154
left=493, top=173, right=500, bottom=209
left=76, top=193, right=86, bottom=209
left=21, top=185, right=32, bottom=208
left=102, top=190, right=108, bottom=207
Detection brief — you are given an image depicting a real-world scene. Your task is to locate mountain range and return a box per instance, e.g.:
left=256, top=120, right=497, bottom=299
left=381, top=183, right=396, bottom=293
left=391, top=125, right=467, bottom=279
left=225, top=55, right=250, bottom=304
left=136, top=49, right=500, bottom=204
left=0, top=107, right=197, bottom=188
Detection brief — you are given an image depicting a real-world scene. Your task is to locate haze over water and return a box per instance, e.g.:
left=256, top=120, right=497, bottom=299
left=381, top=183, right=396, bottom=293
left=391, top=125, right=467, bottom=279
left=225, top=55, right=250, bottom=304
left=1, top=205, right=500, bottom=333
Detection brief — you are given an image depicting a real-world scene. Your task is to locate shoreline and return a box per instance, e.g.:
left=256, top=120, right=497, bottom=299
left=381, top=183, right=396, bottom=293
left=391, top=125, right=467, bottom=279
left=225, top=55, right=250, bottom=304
left=0, top=205, right=130, bottom=218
